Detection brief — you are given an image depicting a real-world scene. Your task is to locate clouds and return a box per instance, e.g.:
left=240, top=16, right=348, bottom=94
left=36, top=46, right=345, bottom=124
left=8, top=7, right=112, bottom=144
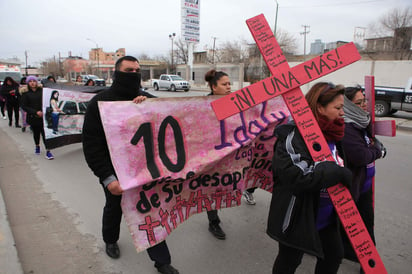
left=0, top=0, right=409, bottom=65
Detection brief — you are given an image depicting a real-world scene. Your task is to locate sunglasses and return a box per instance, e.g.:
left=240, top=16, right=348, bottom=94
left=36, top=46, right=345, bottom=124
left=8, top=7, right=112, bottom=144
left=320, top=82, right=336, bottom=96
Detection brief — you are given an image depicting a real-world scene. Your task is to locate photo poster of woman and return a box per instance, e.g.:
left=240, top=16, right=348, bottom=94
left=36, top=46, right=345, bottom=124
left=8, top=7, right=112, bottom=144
left=42, top=87, right=96, bottom=149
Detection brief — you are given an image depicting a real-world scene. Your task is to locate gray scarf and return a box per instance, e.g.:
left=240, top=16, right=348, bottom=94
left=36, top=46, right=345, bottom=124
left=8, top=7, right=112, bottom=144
left=343, top=96, right=370, bottom=128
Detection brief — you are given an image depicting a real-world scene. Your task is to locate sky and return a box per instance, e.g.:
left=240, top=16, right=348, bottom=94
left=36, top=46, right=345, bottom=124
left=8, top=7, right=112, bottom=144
left=0, top=0, right=410, bottom=66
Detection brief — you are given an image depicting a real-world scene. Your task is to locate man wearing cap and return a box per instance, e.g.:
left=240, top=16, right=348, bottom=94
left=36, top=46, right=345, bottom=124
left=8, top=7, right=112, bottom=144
left=20, top=76, right=54, bottom=160
left=82, top=56, right=179, bottom=274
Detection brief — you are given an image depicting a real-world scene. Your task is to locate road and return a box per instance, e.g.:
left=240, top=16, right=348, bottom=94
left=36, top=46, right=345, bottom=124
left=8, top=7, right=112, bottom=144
left=0, top=101, right=411, bottom=273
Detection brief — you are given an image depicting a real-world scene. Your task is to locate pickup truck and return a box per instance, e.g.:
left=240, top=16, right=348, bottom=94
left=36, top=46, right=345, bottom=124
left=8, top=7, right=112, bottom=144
left=152, top=74, right=190, bottom=92
left=367, top=77, right=412, bottom=117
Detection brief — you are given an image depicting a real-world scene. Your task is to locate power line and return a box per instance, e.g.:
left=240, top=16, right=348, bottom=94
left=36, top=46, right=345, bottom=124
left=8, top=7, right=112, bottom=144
left=282, top=0, right=384, bottom=8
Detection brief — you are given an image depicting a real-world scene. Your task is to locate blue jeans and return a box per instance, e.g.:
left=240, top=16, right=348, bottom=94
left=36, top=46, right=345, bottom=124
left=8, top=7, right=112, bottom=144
left=51, top=112, right=60, bottom=132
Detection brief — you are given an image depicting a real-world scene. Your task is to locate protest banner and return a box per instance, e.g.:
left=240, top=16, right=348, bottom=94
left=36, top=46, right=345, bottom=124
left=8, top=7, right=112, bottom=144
left=99, top=96, right=290, bottom=252
left=42, top=87, right=96, bottom=149
left=225, top=14, right=386, bottom=273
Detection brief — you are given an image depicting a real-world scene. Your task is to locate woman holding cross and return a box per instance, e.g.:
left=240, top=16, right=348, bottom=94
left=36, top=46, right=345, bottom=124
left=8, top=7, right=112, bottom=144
left=267, top=82, right=353, bottom=274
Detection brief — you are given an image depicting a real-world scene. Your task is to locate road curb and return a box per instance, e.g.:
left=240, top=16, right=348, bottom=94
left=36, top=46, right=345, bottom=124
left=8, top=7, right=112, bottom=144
left=0, top=187, right=23, bottom=274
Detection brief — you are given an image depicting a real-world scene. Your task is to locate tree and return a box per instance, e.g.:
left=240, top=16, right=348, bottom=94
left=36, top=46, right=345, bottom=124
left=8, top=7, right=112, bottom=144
left=174, top=38, right=190, bottom=65
left=368, top=7, right=412, bottom=59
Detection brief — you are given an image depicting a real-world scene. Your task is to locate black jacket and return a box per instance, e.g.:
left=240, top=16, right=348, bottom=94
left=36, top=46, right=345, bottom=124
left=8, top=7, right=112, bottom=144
left=82, top=73, right=155, bottom=185
left=267, top=122, right=349, bottom=258
left=20, top=87, right=43, bottom=126
left=342, top=122, right=381, bottom=201
left=1, top=82, right=20, bottom=104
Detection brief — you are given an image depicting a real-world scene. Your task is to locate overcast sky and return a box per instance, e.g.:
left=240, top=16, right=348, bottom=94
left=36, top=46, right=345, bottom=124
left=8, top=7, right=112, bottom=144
left=0, top=0, right=410, bottom=66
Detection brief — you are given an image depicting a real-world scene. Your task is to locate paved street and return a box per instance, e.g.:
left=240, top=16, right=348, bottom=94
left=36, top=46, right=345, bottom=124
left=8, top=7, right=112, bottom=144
left=0, top=105, right=411, bottom=273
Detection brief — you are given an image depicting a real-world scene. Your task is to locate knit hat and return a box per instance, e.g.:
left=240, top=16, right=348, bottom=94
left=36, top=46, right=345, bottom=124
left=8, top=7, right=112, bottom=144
left=26, top=76, right=38, bottom=83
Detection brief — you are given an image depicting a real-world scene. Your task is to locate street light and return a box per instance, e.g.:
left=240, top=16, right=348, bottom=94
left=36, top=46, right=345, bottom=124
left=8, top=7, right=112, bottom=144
left=86, top=38, right=100, bottom=77
left=169, top=33, right=176, bottom=74
left=274, top=0, right=279, bottom=38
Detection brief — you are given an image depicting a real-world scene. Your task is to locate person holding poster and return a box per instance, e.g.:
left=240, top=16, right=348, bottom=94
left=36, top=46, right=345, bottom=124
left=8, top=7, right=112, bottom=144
left=20, top=76, right=54, bottom=160
left=82, top=56, right=179, bottom=274
left=267, top=82, right=352, bottom=274
left=341, top=86, right=386, bottom=269
left=204, top=69, right=231, bottom=240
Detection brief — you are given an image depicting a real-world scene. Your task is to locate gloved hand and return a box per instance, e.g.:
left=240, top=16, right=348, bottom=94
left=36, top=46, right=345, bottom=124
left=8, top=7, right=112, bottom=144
left=373, top=137, right=387, bottom=158
left=314, top=161, right=353, bottom=190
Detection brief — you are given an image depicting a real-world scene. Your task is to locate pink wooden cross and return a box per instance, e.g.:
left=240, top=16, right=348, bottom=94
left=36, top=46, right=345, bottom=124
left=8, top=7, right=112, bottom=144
left=212, top=14, right=387, bottom=274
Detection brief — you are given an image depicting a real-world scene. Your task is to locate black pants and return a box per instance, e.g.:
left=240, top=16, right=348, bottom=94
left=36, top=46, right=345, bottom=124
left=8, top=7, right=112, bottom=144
left=102, top=186, right=171, bottom=267
left=207, top=210, right=220, bottom=225
left=273, top=222, right=343, bottom=274
left=31, top=124, right=47, bottom=148
left=0, top=99, right=5, bottom=116
left=6, top=101, right=19, bottom=125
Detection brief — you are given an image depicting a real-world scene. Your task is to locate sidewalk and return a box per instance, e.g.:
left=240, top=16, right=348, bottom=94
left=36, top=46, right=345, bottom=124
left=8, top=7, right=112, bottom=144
left=0, top=114, right=411, bottom=274
left=0, top=187, right=23, bottom=274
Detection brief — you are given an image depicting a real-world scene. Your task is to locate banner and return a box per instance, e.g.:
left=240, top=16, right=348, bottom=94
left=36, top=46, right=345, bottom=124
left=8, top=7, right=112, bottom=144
left=99, top=96, right=290, bottom=252
left=42, top=88, right=96, bottom=149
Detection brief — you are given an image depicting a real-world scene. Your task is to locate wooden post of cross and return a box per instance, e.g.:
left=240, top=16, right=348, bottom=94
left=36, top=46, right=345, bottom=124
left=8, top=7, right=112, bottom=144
left=364, top=76, right=396, bottom=216
left=211, top=14, right=387, bottom=274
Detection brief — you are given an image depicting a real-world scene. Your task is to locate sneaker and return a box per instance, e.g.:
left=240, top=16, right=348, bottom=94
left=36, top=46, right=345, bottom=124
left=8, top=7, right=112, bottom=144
left=22, top=127, right=26, bottom=132
left=35, top=146, right=40, bottom=155
left=45, top=151, right=54, bottom=160
left=2, top=116, right=6, bottom=120
left=243, top=190, right=256, bottom=205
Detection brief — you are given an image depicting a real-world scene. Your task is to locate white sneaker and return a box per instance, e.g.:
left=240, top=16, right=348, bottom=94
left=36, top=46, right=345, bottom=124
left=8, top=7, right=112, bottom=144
left=2, top=116, right=6, bottom=120
left=243, top=190, right=256, bottom=205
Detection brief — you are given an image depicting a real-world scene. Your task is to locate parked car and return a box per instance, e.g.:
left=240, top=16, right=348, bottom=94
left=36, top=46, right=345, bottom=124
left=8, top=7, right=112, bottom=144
left=152, top=74, right=190, bottom=92
left=81, top=75, right=106, bottom=86
left=364, top=77, right=412, bottom=117
left=58, top=100, right=89, bottom=115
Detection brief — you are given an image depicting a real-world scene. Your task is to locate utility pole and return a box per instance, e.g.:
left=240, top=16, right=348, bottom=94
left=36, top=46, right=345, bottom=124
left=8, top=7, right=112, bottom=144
left=273, top=0, right=279, bottom=38
left=87, top=38, right=100, bottom=77
left=300, top=25, right=310, bottom=61
left=212, top=37, right=217, bottom=66
left=24, top=50, right=28, bottom=76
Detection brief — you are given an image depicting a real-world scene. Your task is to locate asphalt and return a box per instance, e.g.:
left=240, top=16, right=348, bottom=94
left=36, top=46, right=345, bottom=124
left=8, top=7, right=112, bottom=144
left=0, top=115, right=411, bottom=274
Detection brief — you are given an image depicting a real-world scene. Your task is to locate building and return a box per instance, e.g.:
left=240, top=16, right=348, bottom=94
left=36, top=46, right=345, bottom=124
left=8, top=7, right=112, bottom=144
left=310, top=39, right=325, bottom=55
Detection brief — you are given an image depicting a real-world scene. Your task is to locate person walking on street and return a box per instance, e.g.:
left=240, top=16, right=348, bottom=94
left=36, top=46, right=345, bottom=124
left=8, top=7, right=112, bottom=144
left=204, top=69, right=231, bottom=240
left=20, top=76, right=54, bottom=160
left=19, top=77, right=29, bottom=132
left=1, top=76, right=21, bottom=127
left=82, top=56, right=179, bottom=274
left=267, top=82, right=352, bottom=274
left=341, top=86, right=386, bottom=272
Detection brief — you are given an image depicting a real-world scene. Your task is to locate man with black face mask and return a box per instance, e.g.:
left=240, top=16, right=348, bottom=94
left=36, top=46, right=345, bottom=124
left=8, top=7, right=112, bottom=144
left=82, top=56, right=179, bottom=274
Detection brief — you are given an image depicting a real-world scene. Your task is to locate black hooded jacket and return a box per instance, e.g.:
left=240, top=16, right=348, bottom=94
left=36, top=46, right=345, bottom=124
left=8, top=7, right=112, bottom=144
left=82, top=71, right=155, bottom=185
left=266, top=122, right=350, bottom=258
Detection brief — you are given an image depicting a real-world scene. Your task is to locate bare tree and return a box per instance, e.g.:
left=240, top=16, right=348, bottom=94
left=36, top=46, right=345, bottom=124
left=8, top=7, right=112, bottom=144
left=367, top=7, right=412, bottom=59
left=380, top=7, right=412, bottom=33
left=174, top=38, right=189, bottom=64
left=276, top=28, right=299, bottom=54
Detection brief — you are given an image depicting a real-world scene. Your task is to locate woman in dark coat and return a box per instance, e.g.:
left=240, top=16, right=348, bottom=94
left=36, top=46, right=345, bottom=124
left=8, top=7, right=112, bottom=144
left=341, top=86, right=385, bottom=266
left=267, top=82, right=352, bottom=274
left=0, top=76, right=20, bottom=127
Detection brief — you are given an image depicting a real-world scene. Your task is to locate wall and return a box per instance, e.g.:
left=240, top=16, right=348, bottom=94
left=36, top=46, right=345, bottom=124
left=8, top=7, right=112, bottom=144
left=178, top=60, right=412, bottom=92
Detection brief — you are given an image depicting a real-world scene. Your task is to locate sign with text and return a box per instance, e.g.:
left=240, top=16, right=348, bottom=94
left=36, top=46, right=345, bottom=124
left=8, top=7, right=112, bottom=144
left=181, top=0, right=200, bottom=42
left=211, top=43, right=361, bottom=120
left=241, top=14, right=387, bottom=273
left=99, top=96, right=290, bottom=252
